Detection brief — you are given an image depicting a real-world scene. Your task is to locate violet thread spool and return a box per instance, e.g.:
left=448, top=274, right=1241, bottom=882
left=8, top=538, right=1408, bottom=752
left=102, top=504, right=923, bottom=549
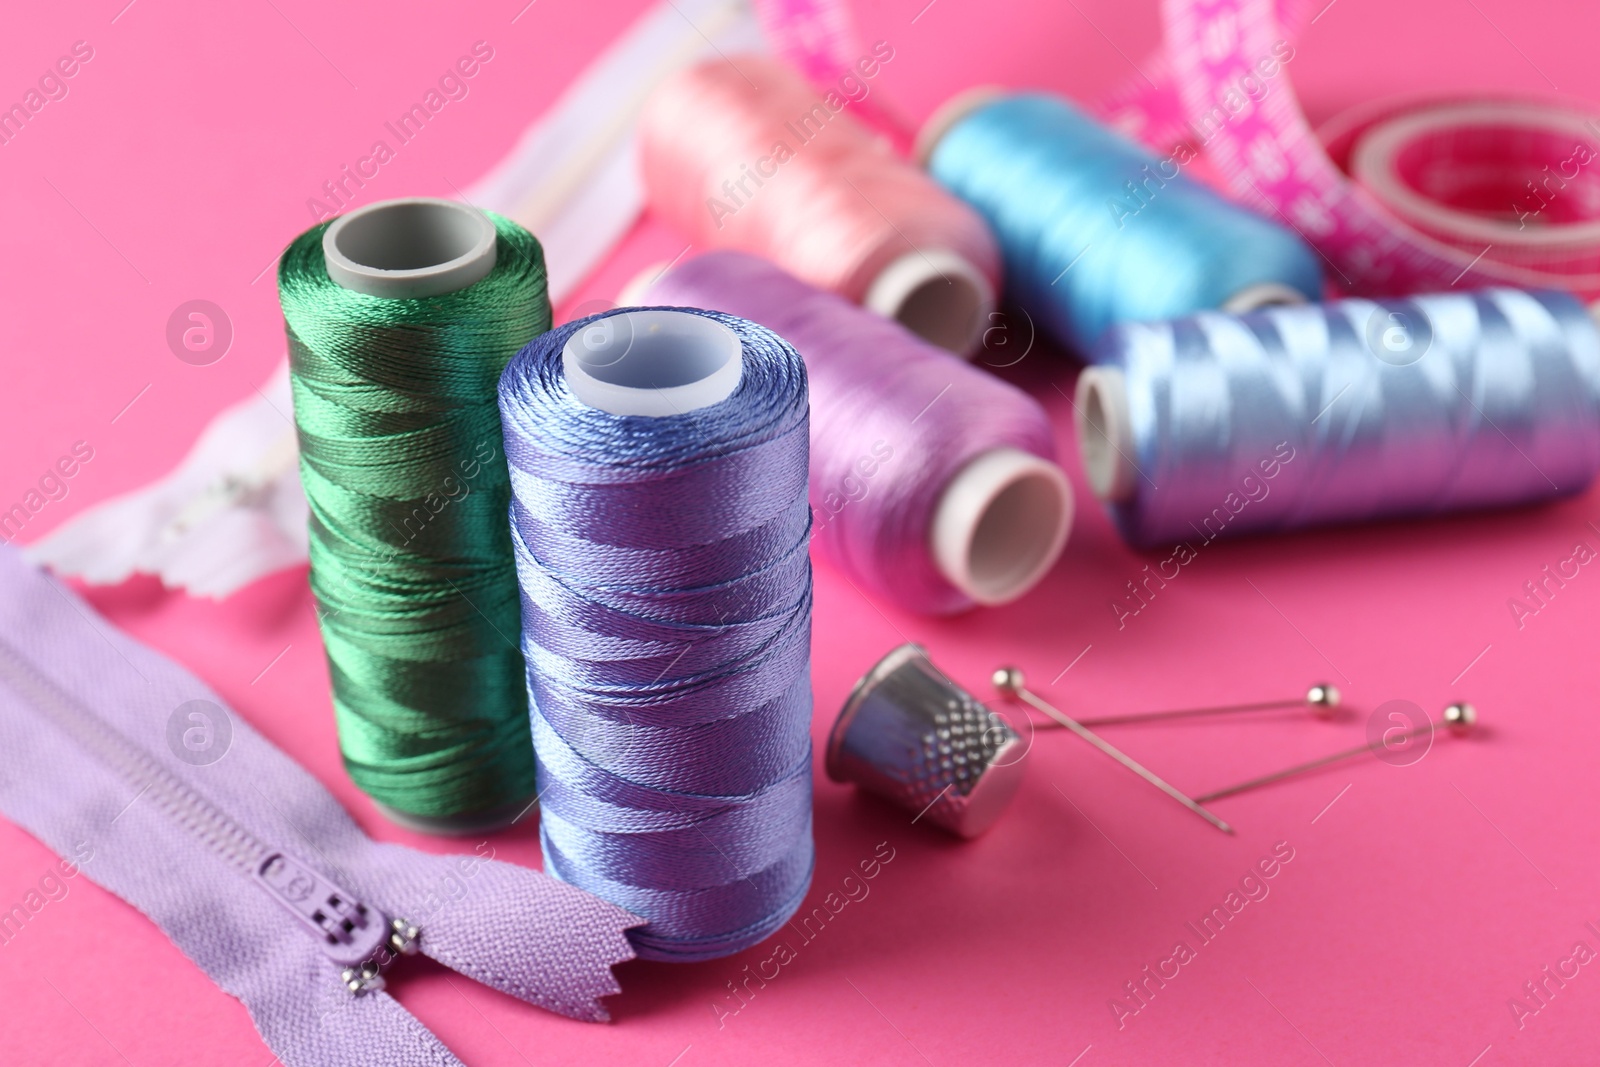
left=499, top=307, right=816, bottom=961
left=632, top=250, right=1073, bottom=614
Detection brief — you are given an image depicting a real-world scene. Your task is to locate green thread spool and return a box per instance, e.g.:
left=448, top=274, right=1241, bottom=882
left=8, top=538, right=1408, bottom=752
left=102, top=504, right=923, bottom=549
left=278, top=198, right=548, bottom=834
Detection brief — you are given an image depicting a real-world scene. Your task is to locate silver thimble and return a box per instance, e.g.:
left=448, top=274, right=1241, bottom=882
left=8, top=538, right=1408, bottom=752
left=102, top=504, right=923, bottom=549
left=826, top=644, right=1026, bottom=838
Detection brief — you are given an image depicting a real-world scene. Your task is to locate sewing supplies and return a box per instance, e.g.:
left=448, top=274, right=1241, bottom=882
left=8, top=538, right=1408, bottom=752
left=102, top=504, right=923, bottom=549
left=639, top=250, right=1072, bottom=613
left=920, top=90, right=1324, bottom=355
left=827, top=644, right=1026, bottom=838
left=1033, top=683, right=1340, bottom=728
left=834, top=644, right=1473, bottom=834
left=1197, top=703, right=1477, bottom=803
left=0, top=547, right=640, bottom=1067
left=25, top=362, right=308, bottom=598
left=476, top=0, right=765, bottom=299
left=826, top=646, right=1236, bottom=837
left=638, top=54, right=1002, bottom=356
left=1109, top=0, right=1600, bottom=295
left=991, top=667, right=1232, bottom=834
left=1335, top=99, right=1600, bottom=281
left=500, top=307, right=815, bottom=961
left=279, top=198, right=544, bottom=833
left=27, top=0, right=762, bottom=601
left=1075, top=287, right=1600, bottom=548
left=760, top=0, right=1600, bottom=294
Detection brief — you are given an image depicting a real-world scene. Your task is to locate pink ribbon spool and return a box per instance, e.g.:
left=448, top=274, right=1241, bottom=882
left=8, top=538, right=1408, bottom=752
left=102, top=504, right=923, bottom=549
left=754, top=0, right=1600, bottom=298
left=1328, top=95, right=1600, bottom=279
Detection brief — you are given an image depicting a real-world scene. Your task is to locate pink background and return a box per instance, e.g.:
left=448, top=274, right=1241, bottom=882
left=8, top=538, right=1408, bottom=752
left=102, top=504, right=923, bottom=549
left=3, top=0, right=1599, bottom=1063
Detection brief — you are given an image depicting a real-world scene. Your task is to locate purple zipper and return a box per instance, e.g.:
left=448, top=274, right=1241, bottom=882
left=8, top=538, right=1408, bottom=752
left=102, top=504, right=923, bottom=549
left=0, top=546, right=642, bottom=1066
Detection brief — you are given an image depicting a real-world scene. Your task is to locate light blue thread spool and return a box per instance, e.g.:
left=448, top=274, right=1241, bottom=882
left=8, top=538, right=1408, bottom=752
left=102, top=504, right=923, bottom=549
left=1075, top=288, right=1600, bottom=547
left=921, top=90, right=1325, bottom=355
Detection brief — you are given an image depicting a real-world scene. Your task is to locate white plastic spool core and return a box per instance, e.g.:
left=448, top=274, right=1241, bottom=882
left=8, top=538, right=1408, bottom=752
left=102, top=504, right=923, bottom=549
left=914, top=85, right=1005, bottom=167
left=1223, top=283, right=1309, bottom=313
left=930, top=447, right=1073, bottom=606
left=864, top=249, right=995, bottom=358
left=323, top=198, right=497, bottom=299
left=1076, top=367, right=1138, bottom=503
left=564, top=309, right=743, bottom=416
left=894, top=91, right=1013, bottom=361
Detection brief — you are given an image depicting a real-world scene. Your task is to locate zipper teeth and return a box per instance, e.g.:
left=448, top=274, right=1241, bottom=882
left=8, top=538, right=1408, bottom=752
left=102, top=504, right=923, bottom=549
left=0, top=637, right=268, bottom=874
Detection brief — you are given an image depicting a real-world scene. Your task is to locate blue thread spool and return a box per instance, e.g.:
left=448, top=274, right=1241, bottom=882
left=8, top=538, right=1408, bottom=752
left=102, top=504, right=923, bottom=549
left=499, top=307, right=815, bottom=962
left=920, top=90, right=1325, bottom=354
left=1075, top=288, right=1600, bottom=547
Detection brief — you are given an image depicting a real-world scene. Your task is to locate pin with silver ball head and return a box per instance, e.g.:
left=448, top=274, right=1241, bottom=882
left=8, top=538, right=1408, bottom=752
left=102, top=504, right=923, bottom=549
left=991, top=666, right=1233, bottom=834
left=1195, top=702, right=1478, bottom=803
left=1028, top=683, right=1341, bottom=728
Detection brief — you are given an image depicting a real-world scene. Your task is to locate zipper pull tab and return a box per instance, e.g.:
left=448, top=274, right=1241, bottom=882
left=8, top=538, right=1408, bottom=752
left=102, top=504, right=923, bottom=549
left=255, top=852, right=391, bottom=972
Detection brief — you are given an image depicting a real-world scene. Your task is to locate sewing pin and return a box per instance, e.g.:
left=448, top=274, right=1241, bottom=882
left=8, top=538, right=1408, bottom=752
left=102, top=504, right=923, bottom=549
left=1027, top=684, right=1341, bottom=728
left=1195, top=702, right=1477, bottom=803
left=992, top=666, right=1233, bottom=834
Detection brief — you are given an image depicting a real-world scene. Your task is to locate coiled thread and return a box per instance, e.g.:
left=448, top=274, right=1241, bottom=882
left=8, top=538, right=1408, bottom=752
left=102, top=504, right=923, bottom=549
left=278, top=213, right=545, bottom=823
left=1087, top=288, right=1600, bottom=547
left=639, top=55, right=1000, bottom=353
left=499, top=308, right=815, bottom=961
left=644, top=250, right=1065, bottom=614
left=927, top=92, right=1324, bottom=354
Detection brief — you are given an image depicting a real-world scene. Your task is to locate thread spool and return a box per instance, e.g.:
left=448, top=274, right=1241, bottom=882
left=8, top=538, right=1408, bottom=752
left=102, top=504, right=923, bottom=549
left=638, top=55, right=1001, bottom=357
left=280, top=197, right=545, bottom=834
left=500, top=306, right=814, bottom=962
left=920, top=90, right=1324, bottom=355
left=1075, top=288, right=1600, bottom=547
left=638, top=250, right=1072, bottom=613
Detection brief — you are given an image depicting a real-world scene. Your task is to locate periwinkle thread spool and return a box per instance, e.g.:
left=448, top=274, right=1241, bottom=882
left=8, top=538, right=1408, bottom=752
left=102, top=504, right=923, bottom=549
left=1076, top=287, right=1600, bottom=548
left=920, top=90, right=1325, bottom=355
left=499, top=307, right=815, bottom=962
left=639, top=54, right=1002, bottom=357
left=640, top=250, right=1072, bottom=613
left=279, top=198, right=546, bottom=833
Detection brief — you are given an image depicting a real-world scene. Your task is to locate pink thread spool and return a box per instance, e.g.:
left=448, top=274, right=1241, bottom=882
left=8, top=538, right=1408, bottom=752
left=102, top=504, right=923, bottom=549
left=638, top=55, right=1001, bottom=358
left=631, top=250, right=1071, bottom=614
